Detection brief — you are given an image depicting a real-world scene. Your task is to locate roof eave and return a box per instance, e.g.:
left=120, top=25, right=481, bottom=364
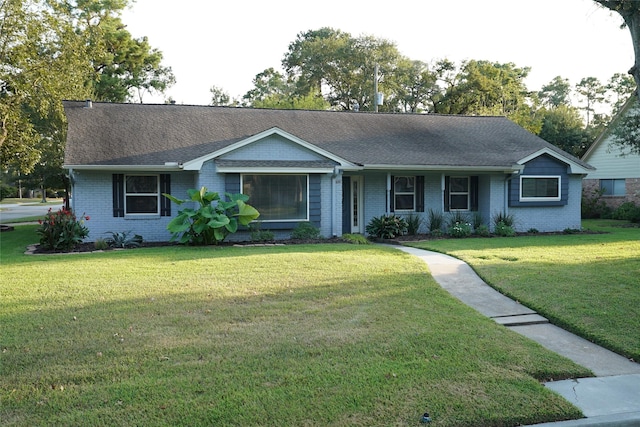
left=216, top=166, right=335, bottom=174
left=361, top=164, right=523, bottom=173
left=64, top=164, right=184, bottom=171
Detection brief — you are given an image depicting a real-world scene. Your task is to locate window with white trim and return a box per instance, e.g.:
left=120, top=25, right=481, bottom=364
left=600, top=179, right=625, bottom=196
left=394, top=176, right=415, bottom=211
left=242, top=174, right=308, bottom=221
left=449, top=176, right=470, bottom=210
left=520, top=175, right=561, bottom=201
left=125, top=175, right=160, bottom=215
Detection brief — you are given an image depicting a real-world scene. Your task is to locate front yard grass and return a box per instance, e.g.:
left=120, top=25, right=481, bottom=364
left=407, top=219, right=640, bottom=362
left=0, top=226, right=588, bottom=426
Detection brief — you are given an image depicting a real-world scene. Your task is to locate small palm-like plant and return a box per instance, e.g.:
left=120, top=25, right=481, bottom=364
left=365, top=214, right=408, bottom=239
left=105, top=231, right=143, bottom=248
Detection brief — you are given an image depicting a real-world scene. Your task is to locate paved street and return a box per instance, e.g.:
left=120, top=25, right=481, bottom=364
left=0, top=201, right=63, bottom=223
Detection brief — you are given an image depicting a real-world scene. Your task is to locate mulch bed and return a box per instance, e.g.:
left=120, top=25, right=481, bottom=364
left=28, top=237, right=350, bottom=255
left=27, top=229, right=610, bottom=255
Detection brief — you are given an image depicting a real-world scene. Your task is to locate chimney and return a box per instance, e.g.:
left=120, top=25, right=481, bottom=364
left=85, top=99, right=93, bottom=108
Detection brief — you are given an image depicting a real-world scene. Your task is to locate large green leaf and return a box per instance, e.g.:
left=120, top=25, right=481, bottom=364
left=162, top=193, right=184, bottom=205
left=236, top=200, right=260, bottom=225
left=226, top=192, right=249, bottom=203
left=225, top=217, right=238, bottom=233
left=207, top=214, right=230, bottom=229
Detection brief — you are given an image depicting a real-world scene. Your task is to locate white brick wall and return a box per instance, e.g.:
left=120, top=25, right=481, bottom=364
left=509, top=175, right=583, bottom=232
left=71, top=170, right=196, bottom=242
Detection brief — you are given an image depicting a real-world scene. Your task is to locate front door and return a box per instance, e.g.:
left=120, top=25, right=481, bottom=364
left=350, top=176, right=363, bottom=234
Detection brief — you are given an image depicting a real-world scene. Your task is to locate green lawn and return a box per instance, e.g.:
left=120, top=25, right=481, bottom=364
left=407, top=219, right=640, bottom=362
left=0, top=226, right=588, bottom=426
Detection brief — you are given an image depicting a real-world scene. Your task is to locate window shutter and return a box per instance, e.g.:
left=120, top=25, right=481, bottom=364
left=160, top=174, right=171, bottom=216
left=112, top=174, right=125, bottom=217
left=416, top=176, right=424, bottom=212
left=470, top=176, right=479, bottom=211
left=444, top=176, right=450, bottom=212
left=389, top=175, right=395, bottom=212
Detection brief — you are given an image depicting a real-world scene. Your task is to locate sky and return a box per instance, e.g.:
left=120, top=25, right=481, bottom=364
left=121, top=0, right=634, bottom=106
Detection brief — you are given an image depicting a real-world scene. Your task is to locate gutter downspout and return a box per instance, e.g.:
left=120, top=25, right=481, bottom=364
left=441, top=173, right=446, bottom=212
left=503, top=171, right=520, bottom=219
left=386, top=173, right=391, bottom=215
left=68, top=168, right=76, bottom=213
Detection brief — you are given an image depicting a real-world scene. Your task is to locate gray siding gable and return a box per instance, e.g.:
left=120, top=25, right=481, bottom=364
left=220, top=134, right=328, bottom=162
left=510, top=154, right=569, bottom=207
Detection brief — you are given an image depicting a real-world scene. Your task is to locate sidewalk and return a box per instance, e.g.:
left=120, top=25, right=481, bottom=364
left=387, top=245, right=640, bottom=427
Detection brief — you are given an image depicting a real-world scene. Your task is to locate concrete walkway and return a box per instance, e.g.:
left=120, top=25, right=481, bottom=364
left=387, top=245, right=640, bottom=427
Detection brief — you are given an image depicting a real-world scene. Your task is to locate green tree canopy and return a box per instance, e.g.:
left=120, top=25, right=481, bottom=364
left=538, top=76, right=572, bottom=108
left=538, top=105, right=590, bottom=156
left=282, top=28, right=401, bottom=111
left=1, top=0, right=174, bottom=196
left=1, top=0, right=93, bottom=173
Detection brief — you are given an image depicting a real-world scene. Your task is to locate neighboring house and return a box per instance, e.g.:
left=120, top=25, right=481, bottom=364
left=582, top=96, right=640, bottom=209
left=63, top=101, right=593, bottom=242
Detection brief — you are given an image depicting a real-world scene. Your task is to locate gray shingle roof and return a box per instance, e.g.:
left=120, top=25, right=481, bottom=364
left=63, top=101, right=593, bottom=171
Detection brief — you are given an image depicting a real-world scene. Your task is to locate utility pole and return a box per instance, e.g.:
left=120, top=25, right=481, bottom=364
left=374, top=64, right=379, bottom=113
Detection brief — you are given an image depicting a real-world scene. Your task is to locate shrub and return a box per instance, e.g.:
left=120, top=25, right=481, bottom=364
left=475, top=224, right=490, bottom=237
left=405, top=213, right=423, bottom=235
left=427, top=209, right=444, bottom=234
left=492, top=211, right=515, bottom=228
left=494, top=221, right=515, bottom=237
left=0, top=184, right=17, bottom=200
left=527, top=228, right=539, bottom=234
left=449, top=221, right=472, bottom=238
left=341, top=233, right=370, bottom=244
left=447, top=211, right=468, bottom=229
left=164, top=187, right=260, bottom=245
left=581, top=188, right=610, bottom=219
left=563, top=228, right=581, bottom=234
left=105, top=231, right=143, bottom=248
left=365, top=214, right=408, bottom=239
left=291, top=222, right=321, bottom=240
left=471, top=212, right=485, bottom=230
left=612, top=202, right=640, bottom=223
left=94, top=238, right=109, bottom=250
left=249, top=222, right=275, bottom=242
left=36, top=208, right=89, bottom=252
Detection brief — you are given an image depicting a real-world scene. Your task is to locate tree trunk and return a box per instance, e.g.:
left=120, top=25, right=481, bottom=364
left=594, top=1, right=640, bottom=101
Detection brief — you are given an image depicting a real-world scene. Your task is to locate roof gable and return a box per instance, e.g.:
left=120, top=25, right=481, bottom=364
left=182, top=127, right=355, bottom=171
left=518, top=148, right=592, bottom=174
left=582, top=96, right=636, bottom=161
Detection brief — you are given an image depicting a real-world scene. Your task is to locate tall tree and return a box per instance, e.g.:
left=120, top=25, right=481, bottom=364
left=0, top=0, right=93, bottom=173
left=1, top=0, right=174, bottom=197
left=282, top=28, right=351, bottom=99
left=575, top=77, right=607, bottom=127
left=538, top=76, right=572, bottom=108
left=282, top=28, right=401, bottom=111
left=210, top=85, right=231, bottom=106
left=435, top=60, right=532, bottom=119
left=610, top=99, right=640, bottom=155
left=606, top=72, right=636, bottom=113
left=387, top=58, right=438, bottom=113
left=538, top=105, right=590, bottom=156
left=593, top=1, right=640, bottom=102
left=52, top=0, right=176, bottom=103
left=242, top=68, right=328, bottom=110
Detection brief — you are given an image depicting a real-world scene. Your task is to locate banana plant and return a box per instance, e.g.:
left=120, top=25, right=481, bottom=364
left=163, top=187, right=260, bottom=245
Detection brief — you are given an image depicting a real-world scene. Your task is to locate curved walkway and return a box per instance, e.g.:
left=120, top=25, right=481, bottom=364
left=387, top=244, right=640, bottom=427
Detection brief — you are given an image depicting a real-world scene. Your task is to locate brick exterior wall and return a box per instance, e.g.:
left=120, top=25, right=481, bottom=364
left=583, top=178, right=640, bottom=210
